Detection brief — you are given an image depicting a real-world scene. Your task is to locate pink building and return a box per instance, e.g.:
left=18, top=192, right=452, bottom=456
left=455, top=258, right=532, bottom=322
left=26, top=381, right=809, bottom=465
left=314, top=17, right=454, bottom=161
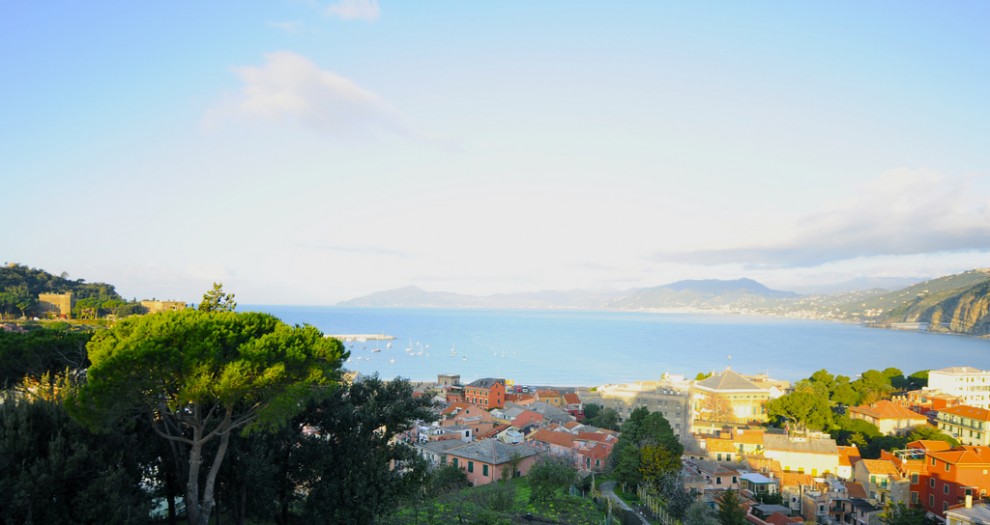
left=446, top=439, right=540, bottom=486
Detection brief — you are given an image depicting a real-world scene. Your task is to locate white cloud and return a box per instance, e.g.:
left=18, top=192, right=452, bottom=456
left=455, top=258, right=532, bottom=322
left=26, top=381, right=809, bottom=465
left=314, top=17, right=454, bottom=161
left=204, top=51, right=410, bottom=137
left=324, top=0, right=379, bottom=21
left=657, top=168, right=990, bottom=267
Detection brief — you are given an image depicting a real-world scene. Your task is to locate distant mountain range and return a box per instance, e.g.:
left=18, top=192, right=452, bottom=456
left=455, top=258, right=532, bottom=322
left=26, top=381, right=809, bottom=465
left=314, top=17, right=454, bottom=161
left=340, top=278, right=798, bottom=310
left=341, top=271, right=990, bottom=336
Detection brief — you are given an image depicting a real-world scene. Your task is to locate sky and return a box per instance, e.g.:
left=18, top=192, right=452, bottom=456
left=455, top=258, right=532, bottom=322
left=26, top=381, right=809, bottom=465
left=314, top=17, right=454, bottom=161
left=2, top=1, right=989, bottom=304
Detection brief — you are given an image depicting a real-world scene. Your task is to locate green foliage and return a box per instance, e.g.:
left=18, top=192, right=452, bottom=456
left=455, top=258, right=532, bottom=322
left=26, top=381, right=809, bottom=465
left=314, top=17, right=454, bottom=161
left=0, top=263, right=136, bottom=319
left=882, top=501, right=934, bottom=525
left=766, top=379, right=834, bottom=431
left=69, top=306, right=346, bottom=525
left=717, top=489, right=746, bottom=525
left=0, top=325, right=91, bottom=386
left=684, top=499, right=719, bottom=525
left=611, top=407, right=682, bottom=491
left=528, top=455, right=577, bottom=505
left=0, top=395, right=150, bottom=524
left=906, top=425, right=958, bottom=447
left=298, top=376, right=436, bottom=525
left=585, top=405, right=621, bottom=431
left=199, top=282, right=237, bottom=312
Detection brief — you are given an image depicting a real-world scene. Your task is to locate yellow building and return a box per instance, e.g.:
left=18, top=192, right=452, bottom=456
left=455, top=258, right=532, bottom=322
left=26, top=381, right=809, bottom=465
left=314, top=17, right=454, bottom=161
left=691, top=368, right=778, bottom=431
left=38, top=292, right=74, bottom=319
left=141, top=300, right=187, bottom=314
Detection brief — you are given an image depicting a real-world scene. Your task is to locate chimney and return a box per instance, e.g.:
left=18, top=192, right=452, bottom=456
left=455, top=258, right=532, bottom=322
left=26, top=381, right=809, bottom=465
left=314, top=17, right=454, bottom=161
left=967, top=495, right=973, bottom=508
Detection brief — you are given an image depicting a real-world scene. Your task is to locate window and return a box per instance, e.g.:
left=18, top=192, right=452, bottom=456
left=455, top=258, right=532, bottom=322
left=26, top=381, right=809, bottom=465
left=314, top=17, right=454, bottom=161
left=468, top=461, right=474, bottom=473
left=946, top=463, right=951, bottom=472
left=929, top=495, right=935, bottom=508
left=911, top=473, right=919, bottom=484
left=931, top=458, right=937, bottom=466
left=911, top=492, right=919, bottom=504
left=483, top=464, right=489, bottom=476
left=453, top=458, right=459, bottom=468
left=943, top=502, right=949, bottom=513
left=930, top=479, right=936, bottom=488
left=944, top=484, right=950, bottom=495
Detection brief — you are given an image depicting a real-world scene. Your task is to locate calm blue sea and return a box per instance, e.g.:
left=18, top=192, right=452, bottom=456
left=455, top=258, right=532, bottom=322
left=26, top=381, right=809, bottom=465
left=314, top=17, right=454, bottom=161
left=243, top=306, right=990, bottom=386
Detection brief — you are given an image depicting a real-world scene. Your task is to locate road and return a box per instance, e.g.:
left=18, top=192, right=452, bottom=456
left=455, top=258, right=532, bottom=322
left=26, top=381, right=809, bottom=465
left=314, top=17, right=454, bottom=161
left=599, top=481, right=652, bottom=525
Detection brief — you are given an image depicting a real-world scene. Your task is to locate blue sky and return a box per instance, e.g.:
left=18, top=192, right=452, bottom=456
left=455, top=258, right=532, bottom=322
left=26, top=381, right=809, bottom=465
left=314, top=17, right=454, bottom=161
left=2, top=1, right=989, bottom=304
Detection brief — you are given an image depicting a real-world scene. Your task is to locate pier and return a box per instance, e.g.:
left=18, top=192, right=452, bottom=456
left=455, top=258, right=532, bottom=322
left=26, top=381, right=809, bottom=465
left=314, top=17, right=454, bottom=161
left=326, top=333, right=395, bottom=342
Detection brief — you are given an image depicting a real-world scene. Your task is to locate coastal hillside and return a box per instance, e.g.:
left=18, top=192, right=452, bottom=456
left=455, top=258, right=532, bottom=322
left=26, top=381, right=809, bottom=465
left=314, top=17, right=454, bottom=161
left=607, top=278, right=798, bottom=310
left=870, top=269, right=990, bottom=335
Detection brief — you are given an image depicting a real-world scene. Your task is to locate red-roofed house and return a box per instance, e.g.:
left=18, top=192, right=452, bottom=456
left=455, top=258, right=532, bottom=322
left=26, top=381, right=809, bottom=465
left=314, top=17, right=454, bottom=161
left=910, top=445, right=990, bottom=519
left=938, top=406, right=990, bottom=446
left=527, top=429, right=576, bottom=456
left=512, top=410, right=545, bottom=431
left=536, top=390, right=563, bottom=407
left=837, top=445, right=862, bottom=480
left=848, top=400, right=930, bottom=435
left=563, top=392, right=583, bottom=419
left=441, top=402, right=495, bottom=439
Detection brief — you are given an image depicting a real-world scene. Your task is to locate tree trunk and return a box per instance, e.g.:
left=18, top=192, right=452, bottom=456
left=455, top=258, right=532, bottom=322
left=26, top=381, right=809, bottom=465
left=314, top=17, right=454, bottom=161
left=187, top=430, right=205, bottom=525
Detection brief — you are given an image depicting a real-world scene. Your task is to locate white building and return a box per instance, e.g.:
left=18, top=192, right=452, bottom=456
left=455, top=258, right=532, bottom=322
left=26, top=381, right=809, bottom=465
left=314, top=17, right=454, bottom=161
left=929, top=367, right=990, bottom=409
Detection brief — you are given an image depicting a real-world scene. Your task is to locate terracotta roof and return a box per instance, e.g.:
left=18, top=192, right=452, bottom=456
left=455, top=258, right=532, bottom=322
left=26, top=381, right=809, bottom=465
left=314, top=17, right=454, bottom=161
left=707, top=438, right=738, bottom=453
left=579, top=443, right=612, bottom=460
left=564, top=421, right=581, bottom=430
left=576, top=431, right=615, bottom=444
left=838, top=446, right=862, bottom=467
left=511, top=410, right=544, bottom=428
left=907, top=440, right=953, bottom=453
left=536, top=389, right=561, bottom=398
left=745, top=456, right=782, bottom=476
left=441, top=402, right=475, bottom=415
left=733, top=429, right=765, bottom=445
left=860, top=459, right=901, bottom=477
left=477, top=424, right=511, bottom=440
left=528, top=429, right=576, bottom=449
left=765, top=512, right=803, bottom=525
left=939, top=405, right=990, bottom=422
left=563, top=392, right=581, bottom=405
left=779, top=472, right=815, bottom=488
left=845, top=482, right=868, bottom=499
left=929, top=445, right=990, bottom=466
left=849, top=400, right=928, bottom=421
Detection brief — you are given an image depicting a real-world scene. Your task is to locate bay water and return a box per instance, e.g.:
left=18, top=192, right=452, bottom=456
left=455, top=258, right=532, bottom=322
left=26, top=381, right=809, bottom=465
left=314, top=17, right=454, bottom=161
left=245, top=306, right=990, bottom=386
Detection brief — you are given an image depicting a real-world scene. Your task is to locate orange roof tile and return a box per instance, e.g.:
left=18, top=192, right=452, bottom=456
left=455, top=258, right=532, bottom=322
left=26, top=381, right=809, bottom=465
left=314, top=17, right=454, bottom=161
left=929, top=445, right=990, bottom=466
left=528, top=429, right=576, bottom=449
left=907, top=440, right=953, bottom=452
left=576, top=431, right=616, bottom=444
left=765, top=512, right=803, bottom=525
left=845, top=482, right=868, bottom=499
left=564, top=421, right=581, bottom=430
left=564, top=392, right=581, bottom=405
left=779, top=472, right=815, bottom=488
left=707, top=438, right=738, bottom=453
left=849, top=400, right=928, bottom=421
left=838, top=446, right=862, bottom=467
left=860, top=459, right=901, bottom=476
left=939, top=405, right=990, bottom=422
left=733, top=429, right=765, bottom=445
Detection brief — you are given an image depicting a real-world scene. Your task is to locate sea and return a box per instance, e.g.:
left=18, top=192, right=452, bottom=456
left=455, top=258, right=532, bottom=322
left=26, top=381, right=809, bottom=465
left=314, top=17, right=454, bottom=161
left=243, top=306, right=990, bottom=387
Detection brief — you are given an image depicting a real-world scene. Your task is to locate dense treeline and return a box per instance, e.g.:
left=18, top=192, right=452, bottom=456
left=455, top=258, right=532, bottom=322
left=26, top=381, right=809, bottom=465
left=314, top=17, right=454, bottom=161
left=766, top=367, right=956, bottom=458
left=0, top=263, right=144, bottom=319
left=0, top=296, right=440, bottom=525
